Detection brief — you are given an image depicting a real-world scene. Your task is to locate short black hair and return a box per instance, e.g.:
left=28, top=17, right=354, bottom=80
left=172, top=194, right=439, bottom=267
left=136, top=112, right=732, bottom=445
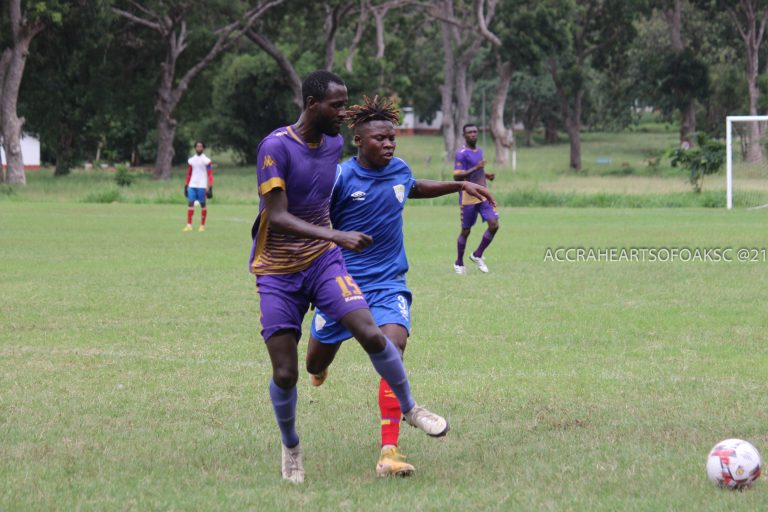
left=462, top=123, right=478, bottom=133
left=194, top=140, right=205, bottom=148
left=347, top=95, right=400, bottom=130
left=301, top=70, right=346, bottom=109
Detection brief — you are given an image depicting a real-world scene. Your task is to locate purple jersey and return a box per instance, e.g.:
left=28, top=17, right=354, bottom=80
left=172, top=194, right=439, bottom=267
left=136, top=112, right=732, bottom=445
left=250, top=125, right=343, bottom=275
left=454, top=145, right=487, bottom=206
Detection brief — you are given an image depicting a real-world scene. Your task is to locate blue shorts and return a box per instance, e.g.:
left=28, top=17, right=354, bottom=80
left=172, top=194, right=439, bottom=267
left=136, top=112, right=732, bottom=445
left=461, top=201, right=499, bottom=229
left=187, top=187, right=207, bottom=206
left=310, top=286, right=412, bottom=344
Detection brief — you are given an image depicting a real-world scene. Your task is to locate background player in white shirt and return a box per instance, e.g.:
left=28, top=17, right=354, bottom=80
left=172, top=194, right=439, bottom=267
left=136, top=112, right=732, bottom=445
left=183, top=141, right=213, bottom=232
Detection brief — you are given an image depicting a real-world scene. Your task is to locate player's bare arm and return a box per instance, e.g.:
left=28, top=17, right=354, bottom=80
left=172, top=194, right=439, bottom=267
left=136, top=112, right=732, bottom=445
left=410, top=180, right=495, bottom=206
left=263, top=188, right=373, bottom=251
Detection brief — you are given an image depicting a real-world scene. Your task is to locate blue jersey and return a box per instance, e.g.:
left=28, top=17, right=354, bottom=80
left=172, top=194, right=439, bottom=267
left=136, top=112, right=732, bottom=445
left=330, top=156, right=416, bottom=291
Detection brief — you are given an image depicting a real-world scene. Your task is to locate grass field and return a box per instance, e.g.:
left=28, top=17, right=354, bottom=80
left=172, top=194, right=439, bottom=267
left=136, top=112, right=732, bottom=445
left=2, top=201, right=767, bottom=511
left=7, top=124, right=762, bottom=208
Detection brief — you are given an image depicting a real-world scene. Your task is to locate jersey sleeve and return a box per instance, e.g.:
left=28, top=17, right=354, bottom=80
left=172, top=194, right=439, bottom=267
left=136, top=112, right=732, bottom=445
left=453, top=150, right=466, bottom=175
left=256, top=137, right=288, bottom=196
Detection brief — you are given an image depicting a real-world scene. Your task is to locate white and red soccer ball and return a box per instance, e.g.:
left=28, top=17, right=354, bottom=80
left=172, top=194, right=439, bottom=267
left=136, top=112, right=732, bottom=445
left=706, top=438, right=762, bottom=490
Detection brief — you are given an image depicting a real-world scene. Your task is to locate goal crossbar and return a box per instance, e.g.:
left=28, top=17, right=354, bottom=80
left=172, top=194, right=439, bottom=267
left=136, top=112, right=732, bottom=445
left=726, top=115, right=768, bottom=209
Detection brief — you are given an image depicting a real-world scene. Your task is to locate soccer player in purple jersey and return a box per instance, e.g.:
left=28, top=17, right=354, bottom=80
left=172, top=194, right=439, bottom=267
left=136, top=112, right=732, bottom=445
left=453, top=123, right=500, bottom=274
left=249, top=71, right=448, bottom=484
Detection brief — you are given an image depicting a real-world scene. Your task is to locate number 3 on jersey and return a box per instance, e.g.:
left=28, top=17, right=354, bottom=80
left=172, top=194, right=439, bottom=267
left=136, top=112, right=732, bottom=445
left=335, top=275, right=362, bottom=298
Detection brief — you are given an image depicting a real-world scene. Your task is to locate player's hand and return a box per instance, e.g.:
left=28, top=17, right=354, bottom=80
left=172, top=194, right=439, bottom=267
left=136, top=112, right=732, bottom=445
left=184, top=185, right=188, bottom=197
left=333, top=230, right=373, bottom=252
left=463, top=182, right=496, bottom=207
left=474, top=160, right=486, bottom=171
left=485, top=172, right=495, bottom=181
left=206, top=187, right=213, bottom=199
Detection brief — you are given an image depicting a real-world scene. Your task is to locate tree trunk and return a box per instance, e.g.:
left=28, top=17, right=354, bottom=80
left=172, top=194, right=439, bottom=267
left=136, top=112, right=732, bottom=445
left=1, top=113, right=25, bottom=184
left=544, top=117, right=559, bottom=144
left=247, top=29, right=303, bottom=111
left=0, top=2, right=45, bottom=185
left=746, top=44, right=763, bottom=162
left=155, top=114, right=177, bottom=180
left=439, top=13, right=456, bottom=162
left=680, top=103, right=696, bottom=145
left=489, top=61, right=514, bottom=165
left=565, top=91, right=583, bottom=170
left=54, top=126, right=74, bottom=176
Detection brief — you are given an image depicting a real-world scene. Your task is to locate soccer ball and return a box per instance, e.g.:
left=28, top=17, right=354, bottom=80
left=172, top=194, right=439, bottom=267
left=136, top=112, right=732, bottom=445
left=706, top=438, right=762, bottom=490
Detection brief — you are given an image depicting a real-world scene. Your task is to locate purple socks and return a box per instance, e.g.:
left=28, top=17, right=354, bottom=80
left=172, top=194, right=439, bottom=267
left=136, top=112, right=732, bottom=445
left=456, top=234, right=467, bottom=266
left=269, top=379, right=299, bottom=448
left=368, top=338, right=416, bottom=413
left=474, top=229, right=495, bottom=258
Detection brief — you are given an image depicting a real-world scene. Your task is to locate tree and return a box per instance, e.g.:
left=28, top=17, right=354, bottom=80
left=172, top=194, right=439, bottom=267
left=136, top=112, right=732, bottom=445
left=481, top=1, right=563, bottom=164
left=112, top=0, right=284, bottom=179
left=545, top=0, right=643, bottom=171
left=0, top=0, right=61, bottom=184
left=720, top=0, right=768, bottom=161
left=21, top=1, right=119, bottom=175
left=426, top=0, right=497, bottom=161
left=245, top=1, right=358, bottom=112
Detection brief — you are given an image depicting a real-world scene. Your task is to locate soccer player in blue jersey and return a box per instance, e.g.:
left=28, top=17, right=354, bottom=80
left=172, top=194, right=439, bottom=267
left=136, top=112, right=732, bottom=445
left=305, top=96, right=494, bottom=477
left=250, top=73, right=448, bottom=484
left=453, top=123, right=500, bottom=274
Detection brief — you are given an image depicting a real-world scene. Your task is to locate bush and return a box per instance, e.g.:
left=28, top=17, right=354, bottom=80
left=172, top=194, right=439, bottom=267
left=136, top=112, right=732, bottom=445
left=82, top=188, right=122, bottom=203
left=669, top=132, right=725, bottom=193
left=115, top=164, right=134, bottom=187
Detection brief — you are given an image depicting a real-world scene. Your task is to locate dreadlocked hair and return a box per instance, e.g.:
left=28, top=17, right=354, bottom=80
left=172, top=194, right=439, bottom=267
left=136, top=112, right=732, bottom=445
left=346, top=95, right=400, bottom=130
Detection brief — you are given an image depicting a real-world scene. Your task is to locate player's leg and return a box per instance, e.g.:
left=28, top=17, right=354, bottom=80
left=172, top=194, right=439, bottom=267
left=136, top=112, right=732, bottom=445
left=309, top=248, right=448, bottom=437
left=340, top=309, right=448, bottom=437
left=257, top=274, right=310, bottom=483
left=199, top=196, right=207, bottom=232
left=469, top=204, right=500, bottom=273
left=375, top=323, right=415, bottom=477
left=184, top=190, right=196, bottom=231
left=306, top=307, right=354, bottom=385
left=455, top=205, right=477, bottom=274
left=305, top=335, right=342, bottom=386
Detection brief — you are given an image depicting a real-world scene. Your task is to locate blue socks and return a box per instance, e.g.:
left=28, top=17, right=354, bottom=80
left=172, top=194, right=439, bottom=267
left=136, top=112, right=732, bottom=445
left=369, top=338, right=416, bottom=414
left=269, top=379, right=299, bottom=448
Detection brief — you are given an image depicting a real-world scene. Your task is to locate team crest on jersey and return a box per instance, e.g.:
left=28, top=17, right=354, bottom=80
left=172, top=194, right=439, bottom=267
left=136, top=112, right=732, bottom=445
left=314, top=314, right=326, bottom=332
left=393, top=184, right=405, bottom=203
left=351, top=191, right=366, bottom=201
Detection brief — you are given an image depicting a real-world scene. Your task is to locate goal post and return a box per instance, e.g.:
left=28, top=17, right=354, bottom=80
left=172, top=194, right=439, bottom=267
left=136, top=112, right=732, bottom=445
left=726, top=115, right=768, bottom=210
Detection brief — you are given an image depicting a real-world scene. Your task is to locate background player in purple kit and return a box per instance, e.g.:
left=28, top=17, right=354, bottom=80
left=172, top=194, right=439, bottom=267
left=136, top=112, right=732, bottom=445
left=250, top=71, right=448, bottom=484
left=305, top=96, right=494, bottom=478
left=452, top=123, right=500, bottom=274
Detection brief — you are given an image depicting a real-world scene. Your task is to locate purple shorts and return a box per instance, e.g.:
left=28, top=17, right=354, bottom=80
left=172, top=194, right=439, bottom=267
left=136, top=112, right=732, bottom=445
left=255, top=246, right=369, bottom=342
left=461, top=201, right=499, bottom=229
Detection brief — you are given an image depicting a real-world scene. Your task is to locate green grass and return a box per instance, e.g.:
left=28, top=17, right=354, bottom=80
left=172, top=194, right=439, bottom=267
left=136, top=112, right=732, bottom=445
left=7, top=126, right=761, bottom=208
left=2, top=202, right=767, bottom=510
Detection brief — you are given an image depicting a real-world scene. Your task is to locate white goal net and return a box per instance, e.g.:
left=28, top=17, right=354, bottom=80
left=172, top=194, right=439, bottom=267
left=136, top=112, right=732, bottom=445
left=726, top=115, right=768, bottom=209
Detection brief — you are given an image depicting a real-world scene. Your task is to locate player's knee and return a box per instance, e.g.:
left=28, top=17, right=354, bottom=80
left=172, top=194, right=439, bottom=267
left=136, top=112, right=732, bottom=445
left=272, top=366, right=298, bottom=389
left=357, top=328, right=387, bottom=354
left=305, top=358, right=324, bottom=376
left=490, top=224, right=499, bottom=234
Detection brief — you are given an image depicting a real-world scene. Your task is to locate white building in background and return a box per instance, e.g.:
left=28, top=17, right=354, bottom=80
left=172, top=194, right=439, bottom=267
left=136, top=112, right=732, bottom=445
left=1, top=133, right=41, bottom=169
left=398, top=107, right=443, bottom=135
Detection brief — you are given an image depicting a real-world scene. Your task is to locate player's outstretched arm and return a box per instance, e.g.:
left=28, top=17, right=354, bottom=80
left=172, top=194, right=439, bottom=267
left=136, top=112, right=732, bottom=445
left=262, top=188, right=373, bottom=252
left=410, top=180, right=496, bottom=206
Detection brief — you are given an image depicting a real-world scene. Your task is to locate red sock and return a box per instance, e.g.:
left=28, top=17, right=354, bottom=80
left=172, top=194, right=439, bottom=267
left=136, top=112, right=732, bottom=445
left=379, top=378, right=401, bottom=447
left=201, top=207, right=207, bottom=226
left=187, top=207, right=194, bottom=224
